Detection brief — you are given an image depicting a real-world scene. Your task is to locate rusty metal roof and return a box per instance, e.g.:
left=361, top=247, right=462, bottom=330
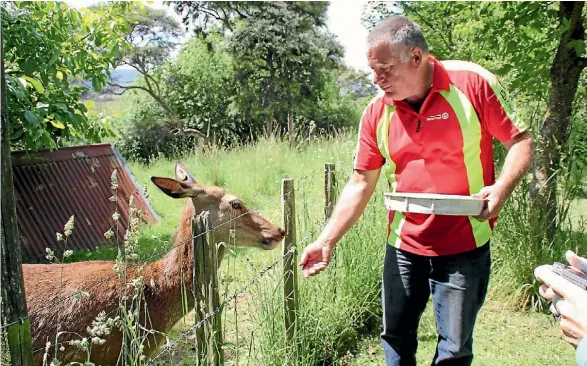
left=11, top=143, right=159, bottom=262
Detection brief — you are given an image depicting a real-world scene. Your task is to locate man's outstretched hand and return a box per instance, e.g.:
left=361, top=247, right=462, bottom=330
left=299, top=241, right=333, bottom=278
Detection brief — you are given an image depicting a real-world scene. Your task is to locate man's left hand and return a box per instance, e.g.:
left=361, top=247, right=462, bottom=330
left=471, top=184, right=507, bottom=221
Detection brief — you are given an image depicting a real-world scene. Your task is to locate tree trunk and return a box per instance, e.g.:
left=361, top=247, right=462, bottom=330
left=266, top=116, right=274, bottom=137
left=532, top=1, right=586, bottom=242
left=1, top=34, right=34, bottom=366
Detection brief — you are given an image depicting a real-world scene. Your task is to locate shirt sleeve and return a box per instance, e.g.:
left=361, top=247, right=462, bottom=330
left=477, top=72, right=528, bottom=143
left=353, top=100, right=385, bottom=171
left=577, top=336, right=587, bottom=366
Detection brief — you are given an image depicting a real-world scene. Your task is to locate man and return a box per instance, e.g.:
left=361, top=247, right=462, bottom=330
left=535, top=251, right=587, bottom=366
left=299, top=15, right=533, bottom=365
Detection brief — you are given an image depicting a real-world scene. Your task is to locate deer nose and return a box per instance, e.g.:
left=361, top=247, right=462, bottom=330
left=279, top=228, right=286, bottom=237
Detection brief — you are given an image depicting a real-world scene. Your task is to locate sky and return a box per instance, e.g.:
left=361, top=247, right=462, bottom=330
left=327, top=0, right=371, bottom=72
left=64, top=0, right=373, bottom=73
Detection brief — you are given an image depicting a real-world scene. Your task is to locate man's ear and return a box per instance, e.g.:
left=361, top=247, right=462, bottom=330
left=411, top=47, right=424, bottom=67
left=151, top=177, right=205, bottom=199
left=175, top=162, right=197, bottom=184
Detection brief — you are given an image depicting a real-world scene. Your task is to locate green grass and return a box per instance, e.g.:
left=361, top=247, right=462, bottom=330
left=56, top=132, right=586, bottom=365
left=84, top=94, right=131, bottom=117
left=348, top=298, right=576, bottom=366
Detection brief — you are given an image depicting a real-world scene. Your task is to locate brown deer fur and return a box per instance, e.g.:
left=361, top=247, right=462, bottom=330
left=22, top=162, right=284, bottom=365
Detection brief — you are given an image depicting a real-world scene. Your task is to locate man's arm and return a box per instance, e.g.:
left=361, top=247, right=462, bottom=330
left=473, top=131, right=533, bottom=220
left=299, top=168, right=380, bottom=278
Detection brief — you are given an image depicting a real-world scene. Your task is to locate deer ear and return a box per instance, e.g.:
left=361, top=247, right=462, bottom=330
left=151, top=177, right=205, bottom=199
left=175, top=162, right=197, bottom=184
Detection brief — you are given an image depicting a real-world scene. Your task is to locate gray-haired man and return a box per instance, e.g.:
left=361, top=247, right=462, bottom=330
left=300, top=15, right=533, bottom=365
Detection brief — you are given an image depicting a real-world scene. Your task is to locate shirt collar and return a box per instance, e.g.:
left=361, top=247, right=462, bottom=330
left=382, top=55, right=450, bottom=106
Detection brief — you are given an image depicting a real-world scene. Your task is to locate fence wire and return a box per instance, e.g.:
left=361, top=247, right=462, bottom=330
left=147, top=220, right=326, bottom=364
left=2, top=174, right=316, bottom=331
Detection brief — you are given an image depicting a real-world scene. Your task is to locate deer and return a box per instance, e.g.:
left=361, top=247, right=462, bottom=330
left=22, top=162, right=285, bottom=365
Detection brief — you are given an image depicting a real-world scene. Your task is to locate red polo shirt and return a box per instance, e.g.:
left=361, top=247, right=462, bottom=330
left=354, top=57, right=527, bottom=256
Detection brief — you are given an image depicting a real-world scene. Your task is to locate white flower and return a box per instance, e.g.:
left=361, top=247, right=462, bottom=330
left=56, top=233, right=63, bottom=241
left=112, top=212, right=120, bottom=221
left=63, top=250, right=73, bottom=258
left=104, top=229, right=114, bottom=239
left=64, top=215, right=75, bottom=235
left=110, top=170, right=118, bottom=190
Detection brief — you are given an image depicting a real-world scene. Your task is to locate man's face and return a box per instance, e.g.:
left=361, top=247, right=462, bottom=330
left=367, top=42, right=422, bottom=101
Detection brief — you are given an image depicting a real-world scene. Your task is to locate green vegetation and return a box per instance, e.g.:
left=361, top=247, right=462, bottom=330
left=2, top=1, right=587, bottom=365
left=350, top=299, right=576, bottom=366
left=65, top=133, right=585, bottom=365
left=2, top=2, right=137, bottom=150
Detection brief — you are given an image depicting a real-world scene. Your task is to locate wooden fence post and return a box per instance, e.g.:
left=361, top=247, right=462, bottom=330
left=192, top=211, right=223, bottom=366
left=1, top=33, right=34, bottom=366
left=324, top=163, right=336, bottom=220
left=324, top=163, right=339, bottom=300
left=282, top=179, right=298, bottom=362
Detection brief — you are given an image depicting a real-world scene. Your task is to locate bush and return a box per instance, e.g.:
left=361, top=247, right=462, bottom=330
left=112, top=93, right=200, bottom=164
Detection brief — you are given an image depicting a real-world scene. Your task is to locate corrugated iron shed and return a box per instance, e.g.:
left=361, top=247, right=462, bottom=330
left=11, top=143, right=160, bottom=262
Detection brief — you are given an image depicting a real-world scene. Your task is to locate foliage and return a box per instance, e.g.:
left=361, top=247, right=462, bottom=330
left=113, top=35, right=233, bottom=163
left=169, top=1, right=329, bottom=35
left=112, top=90, right=198, bottom=165
left=108, top=6, right=203, bottom=139
left=226, top=2, right=343, bottom=136
left=74, top=133, right=586, bottom=364
left=163, top=34, right=238, bottom=141
left=362, top=2, right=566, bottom=100
left=1, top=2, right=137, bottom=150
left=116, top=6, right=370, bottom=163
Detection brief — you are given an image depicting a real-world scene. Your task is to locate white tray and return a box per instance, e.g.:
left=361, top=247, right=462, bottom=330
left=384, top=192, right=486, bottom=216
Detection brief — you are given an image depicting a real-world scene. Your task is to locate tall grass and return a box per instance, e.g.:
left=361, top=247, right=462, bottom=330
left=66, top=129, right=586, bottom=364
left=490, top=143, right=587, bottom=311
left=250, top=195, right=387, bottom=365
left=126, top=132, right=391, bottom=364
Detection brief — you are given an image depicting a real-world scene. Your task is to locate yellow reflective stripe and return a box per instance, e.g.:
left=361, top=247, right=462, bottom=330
left=442, top=60, right=528, bottom=133
left=376, top=105, right=398, bottom=191
left=354, top=94, right=383, bottom=168
left=388, top=211, right=405, bottom=248
left=375, top=105, right=404, bottom=247
left=439, top=84, right=491, bottom=247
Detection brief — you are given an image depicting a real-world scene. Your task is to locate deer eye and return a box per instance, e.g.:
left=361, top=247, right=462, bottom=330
left=230, top=200, right=242, bottom=210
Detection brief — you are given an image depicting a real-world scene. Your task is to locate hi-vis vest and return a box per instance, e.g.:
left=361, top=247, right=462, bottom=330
left=354, top=57, right=527, bottom=256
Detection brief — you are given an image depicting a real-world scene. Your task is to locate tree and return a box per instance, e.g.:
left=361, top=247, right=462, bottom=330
left=169, top=1, right=329, bottom=35
left=1, top=31, right=34, bottom=366
left=108, top=6, right=207, bottom=139
left=168, top=1, right=345, bottom=142
left=115, top=35, right=237, bottom=163
left=335, top=66, right=379, bottom=100
left=1, top=2, right=136, bottom=150
left=533, top=2, right=586, bottom=239
left=227, top=2, right=342, bottom=141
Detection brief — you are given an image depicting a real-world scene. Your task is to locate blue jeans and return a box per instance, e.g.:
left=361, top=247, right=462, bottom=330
left=381, top=243, right=491, bottom=366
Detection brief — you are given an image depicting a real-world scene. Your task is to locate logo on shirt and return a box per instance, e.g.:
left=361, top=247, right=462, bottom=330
left=426, top=112, right=449, bottom=121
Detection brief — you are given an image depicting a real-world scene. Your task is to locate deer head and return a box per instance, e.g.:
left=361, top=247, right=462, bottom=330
left=150, top=162, right=285, bottom=250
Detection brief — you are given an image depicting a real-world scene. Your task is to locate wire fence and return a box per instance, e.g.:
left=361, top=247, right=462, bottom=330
left=148, top=218, right=327, bottom=365
left=1, top=176, right=315, bottom=331
left=3, top=165, right=338, bottom=366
